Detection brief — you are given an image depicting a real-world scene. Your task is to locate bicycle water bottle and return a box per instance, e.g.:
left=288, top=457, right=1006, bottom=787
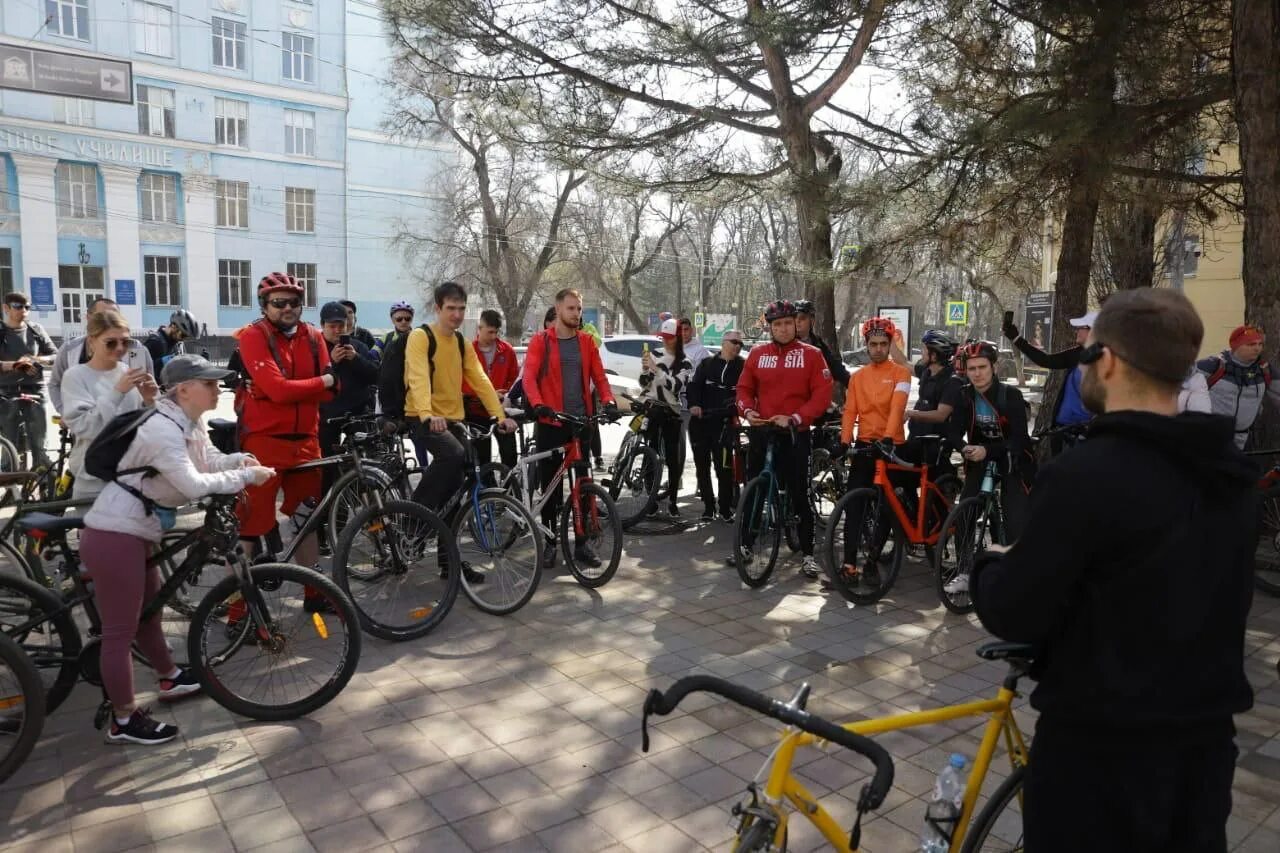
left=920, top=754, right=967, bottom=852
left=290, top=497, right=319, bottom=537
left=980, top=465, right=995, bottom=494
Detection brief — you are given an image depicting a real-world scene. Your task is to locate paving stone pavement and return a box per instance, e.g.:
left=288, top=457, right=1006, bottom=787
left=3, top=510, right=1279, bottom=852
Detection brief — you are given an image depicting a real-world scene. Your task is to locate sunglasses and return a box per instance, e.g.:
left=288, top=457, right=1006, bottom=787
left=268, top=298, right=302, bottom=309
left=101, top=337, right=133, bottom=351
left=393, top=315, right=413, bottom=323
left=7, top=303, right=30, bottom=311
left=1078, top=341, right=1106, bottom=366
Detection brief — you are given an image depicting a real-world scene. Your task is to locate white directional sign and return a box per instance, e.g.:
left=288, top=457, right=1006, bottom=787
left=0, top=43, right=133, bottom=104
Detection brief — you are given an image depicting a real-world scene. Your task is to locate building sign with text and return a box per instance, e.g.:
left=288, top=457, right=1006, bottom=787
left=0, top=43, right=131, bottom=103
left=0, top=126, right=210, bottom=172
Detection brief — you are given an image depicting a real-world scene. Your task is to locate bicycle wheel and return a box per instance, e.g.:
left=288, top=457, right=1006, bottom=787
left=333, top=501, right=460, bottom=641
left=935, top=497, right=996, bottom=615
left=822, top=487, right=905, bottom=605
left=0, top=538, right=34, bottom=583
left=960, top=764, right=1025, bottom=852
left=0, top=435, right=19, bottom=508
left=1255, top=489, right=1280, bottom=596
left=325, top=467, right=397, bottom=557
left=187, top=562, right=361, bottom=721
left=607, top=443, right=661, bottom=529
left=733, top=476, right=782, bottom=588
left=0, top=631, right=45, bottom=785
left=733, top=817, right=785, bottom=852
left=923, top=473, right=964, bottom=564
left=810, top=448, right=843, bottom=523
left=156, top=530, right=222, bottom=619
left=560, top=482, right=623, bottom=588
left=0, top=573, right=81, bottom=714
left=455, top=490, right=543, bottom=615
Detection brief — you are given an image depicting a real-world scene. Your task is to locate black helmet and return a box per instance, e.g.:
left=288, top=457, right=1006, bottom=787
left=921, top=329, right=956, bottom=359
left=169, top=309, right=198, bottom=339
left=793, top=299, right=815, bottom=316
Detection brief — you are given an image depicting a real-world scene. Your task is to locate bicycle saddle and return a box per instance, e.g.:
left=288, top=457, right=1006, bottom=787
left=976, top=641, right=1036, bottom=662
left=0, top=471, right=41, bottom=488
left=15, top=511, right=87, bottom=535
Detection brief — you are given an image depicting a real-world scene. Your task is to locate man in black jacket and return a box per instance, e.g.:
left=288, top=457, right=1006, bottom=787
left=795, top=300, right=850, bottom=391
left=973, top=288, right=1255, bottom=853
left=687, top=329, right=745, bottom=521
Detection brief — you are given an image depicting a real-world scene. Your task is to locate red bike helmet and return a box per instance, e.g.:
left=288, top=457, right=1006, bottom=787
left=861, top=316, right=898, bottom=341
left=764, top=299, right=798, bottom=322
left=258, top=272, right=305, bottom=306
left=958, top=339, right=999, bottom=364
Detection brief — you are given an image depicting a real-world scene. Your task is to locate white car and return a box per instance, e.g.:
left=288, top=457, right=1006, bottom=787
left=599, top=335, right=664, bottom=381
left=511, top=344, right=644, bottom=412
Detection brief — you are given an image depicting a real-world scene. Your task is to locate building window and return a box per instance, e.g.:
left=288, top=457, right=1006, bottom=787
left=215, top=179, right=249, bottom=228
left=55, top=162, right=99, bottom=219
left=281, top=33, right=314, bottom=83
left=218, top=259, right=251, bottom=307
left=61, top=97, right=95, bottom=127
left=214, top=98, right=248, bottom=148
left=46, top=0, right=89, bottom=40
left=284, top=187, right=315, bottom=234
left=286, top=262, right=317, bottom=307
left=0, top=249, right=13, bottom=300
left=144, top=255, right=181, bottom=306
left=137, top=84, right=175, bottom=138
left=284, top=109, right=315, bottom=156
left=140, top=172, right=178, bottom=223
left=211, top=17, right=247, bottom=70
left=132, top=1, right=172, bottom=57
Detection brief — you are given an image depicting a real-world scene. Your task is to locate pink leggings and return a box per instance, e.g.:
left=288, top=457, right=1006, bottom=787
left=80, top=528, right=176, bottom=710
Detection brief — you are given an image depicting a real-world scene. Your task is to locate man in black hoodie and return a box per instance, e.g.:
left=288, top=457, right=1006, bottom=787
left=972, top=288, right=1255, bottom=853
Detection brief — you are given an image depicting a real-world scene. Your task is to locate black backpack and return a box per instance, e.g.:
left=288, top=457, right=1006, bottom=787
left=377, top=325, right=466, bottom=419
left=84, top=408, right=182, bottom=513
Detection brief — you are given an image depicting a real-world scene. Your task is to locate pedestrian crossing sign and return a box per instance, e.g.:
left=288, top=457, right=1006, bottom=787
left=946, top=302, right=968, bottom=326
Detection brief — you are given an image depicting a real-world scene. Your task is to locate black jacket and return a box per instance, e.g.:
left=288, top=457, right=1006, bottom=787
left=1014, top=337, right=1082, bottom=428
left=945, top=380, right=1031, bottom=465
left=321, top=338, right=379, bottom=419
left=687, top=354, right=744, bottom=413
left=144, top=327, right=181, bottom=379
left=352, top=325, right=378, bottom=353
left=802, top=333, right=850, bottom=389
left=972, top=411, right=1256, bottom=728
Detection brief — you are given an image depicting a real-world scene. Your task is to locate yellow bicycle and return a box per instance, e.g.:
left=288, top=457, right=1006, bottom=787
left=641, top=641, right=1033, bottom=852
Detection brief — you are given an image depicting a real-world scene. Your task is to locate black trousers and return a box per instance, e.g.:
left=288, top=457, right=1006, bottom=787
left=1025, top=718, right=1236, bottom=853
left=533, top=420, right=589, bottom=543
left=959, top=459, right=1030, bottom=542
left=843, top=441, right=916, bottom=566
left=646, top=411, right=684, bottom=508
left=690, top=416, right=735, bottom=515
left=466, top=416, right=517, bottom=469
left=411, top=422, right=468, bottom=513
left=744, top=429, right=814, bottom=556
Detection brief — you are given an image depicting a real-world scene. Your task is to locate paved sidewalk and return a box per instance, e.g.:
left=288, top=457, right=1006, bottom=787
left=3, top=516, right=1279, bottom=852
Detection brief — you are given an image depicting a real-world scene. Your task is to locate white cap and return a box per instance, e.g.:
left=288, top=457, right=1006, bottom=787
left=1069, top=311, right=1098, bottom=328
left=659, top=318, right=679, bottom=337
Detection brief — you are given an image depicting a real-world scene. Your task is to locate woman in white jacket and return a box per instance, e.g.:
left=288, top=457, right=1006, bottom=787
left=1179, top=368, right=1213, bottom=414
left=61, top=309, right=157, bottom=498
left=639, top=318, right=694, bottom=517
left=81, top=354, right=273, bottom=745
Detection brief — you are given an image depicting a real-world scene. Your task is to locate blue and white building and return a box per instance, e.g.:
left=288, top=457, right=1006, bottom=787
left=0, top=0, right=450, bottom=338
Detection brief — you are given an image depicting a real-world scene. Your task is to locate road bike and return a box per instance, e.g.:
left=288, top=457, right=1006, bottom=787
left=0, top=630, right=44, bottom=784
left=731, top=423, right=809, bottom=587
left=642, top=641, right=1033, bottom=852
left=934, top=459, right=1008, bottom=614
left=602, top=394, right=664, bottom=527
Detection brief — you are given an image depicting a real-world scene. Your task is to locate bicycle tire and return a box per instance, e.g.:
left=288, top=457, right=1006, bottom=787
left=0, top=435, right=19, bottom=508
left=325, top=467, right=397, bottom=556
left=0, top=572, right=81, bottom=714
left=733, top=817, right=785, bottom=852
left=455, top=490, right=543, bottom=615
left=734, top=476, right=782, bottom=588
left=0, top=630, right=45, bottom=785
left=187, top=563, right=361, bottom=721
left=1255, top=489, right=1280, bottom=596
left=333, top=500, right=461, bottom=641
left=959, top=763, right=1026, bottom=852
left=608, top=444, right=662, bottom=529
left=560, top=482, right=623, bottom=588
left=934, top=497, right=994, bottom=615
left=0, top=538, right=35, bottom=584
left=822, top=487, right=906, bottom=605
left=810, top=447, right=843, bottom=525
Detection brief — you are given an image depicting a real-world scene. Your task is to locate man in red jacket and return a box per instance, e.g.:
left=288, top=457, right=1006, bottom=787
left=464, top=309, right=521, bottom=467
left=732, top=299, right=833, bottom=578
left=523, top=288, right=618, bottom=568
left=236, top=273, right=335, bottom=578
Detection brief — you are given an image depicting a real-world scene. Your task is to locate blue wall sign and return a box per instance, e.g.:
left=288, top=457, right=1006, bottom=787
left=29, top=277, right=54, bottom=309
left=114, top=279, right=136, bottom=305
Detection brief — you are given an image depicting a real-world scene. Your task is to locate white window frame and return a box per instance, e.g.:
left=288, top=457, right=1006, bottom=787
left=286, top=262, right=317, bottom=307
left=281, top=32, right=315, bottom=83
left=218, top=259, right=251, bottom=307
left=284, top=109, right=316, bottom=156
left=46, top=0, right=89, bottom=41
left=140, top=172, right=178, bottom=223
left=55, top=162, right=99, bottom=219
left=61, top=97, right=95, bottom=127
left=211, top=17, right=247, bottom=70
left=214, top=98, right=249, bottom=148
left=144, top=255, right=181, bottom=307
left=215, top=180, right=249, bottom=229
left=284, top=187, right=315, bottom=234
left=137, top=84, right=176, bottom=139
left=132, top=1, right=173, bottom=58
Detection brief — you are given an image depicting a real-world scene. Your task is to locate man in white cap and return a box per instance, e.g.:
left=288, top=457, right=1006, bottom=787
left=1003, top=310, right=1096, bottom=455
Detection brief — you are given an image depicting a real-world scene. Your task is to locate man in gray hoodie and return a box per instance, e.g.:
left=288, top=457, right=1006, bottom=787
left=1196, top=323, right=1280, bottom=448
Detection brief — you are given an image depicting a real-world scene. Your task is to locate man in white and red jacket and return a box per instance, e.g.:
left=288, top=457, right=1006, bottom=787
left=732, top=299, right=833, bottom=578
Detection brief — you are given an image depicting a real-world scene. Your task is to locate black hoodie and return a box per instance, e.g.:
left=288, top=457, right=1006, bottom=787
left=972, top=411, right=1256, bottom=728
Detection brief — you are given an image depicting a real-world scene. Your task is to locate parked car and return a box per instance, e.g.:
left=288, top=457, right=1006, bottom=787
left=600, top=335, right=664, bottom=381
left=511, top=344, right=643, bottom=413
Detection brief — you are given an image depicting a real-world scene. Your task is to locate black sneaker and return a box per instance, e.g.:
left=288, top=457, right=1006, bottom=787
left=542, top=544, right=558, bottom=569
left=461, top=563, right=485, bottom=585
left=106, top=707, right=178, bottom=745
left=720, top=510, right=735, bottom=523
left=645, top=503, right=659, bottom=518
left=157, top=669, right=202, bottom=703
left=594, top=458, right=605, bottom=472
left=318, top=536, right=333, bottom=558
left=573, top=543, right=602, bottom=568
left=700, top=508, right=715, bottom=521
left=668, top=504, right=681, bottom=518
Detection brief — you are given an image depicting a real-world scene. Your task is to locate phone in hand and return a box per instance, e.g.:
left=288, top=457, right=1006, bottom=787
left=339, top=334, right=351, bottom=347
left=1003, top=310, right=1015, bottom=328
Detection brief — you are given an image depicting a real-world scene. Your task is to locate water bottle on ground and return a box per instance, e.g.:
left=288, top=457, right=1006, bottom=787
left=920, top=753, right=967, bottom=852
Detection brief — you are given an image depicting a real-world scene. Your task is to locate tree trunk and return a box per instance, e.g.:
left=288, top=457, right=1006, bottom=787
left=1113, top=200, right=1158, bottom=290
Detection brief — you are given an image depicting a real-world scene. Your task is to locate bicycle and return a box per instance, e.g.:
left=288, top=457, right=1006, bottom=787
left=0, top=630, right=44, bottom=784
left=824, top=439, right=961, bottom=605
left=602, top=394, right=664, bottom=527
left=731, top=422, right=809, bottom=588
left=934, top=459, right=1008, bottom=614
left=642, top=640, right=1033, bottom=852
left=1254, top=462, right=1280, bottom=596
left=0, top=394, right=74, bottom=504
left=0, top=493, right=361, bottom=722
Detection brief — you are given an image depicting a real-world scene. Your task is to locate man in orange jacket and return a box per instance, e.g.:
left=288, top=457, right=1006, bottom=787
left=463, top=309, right=521, bottom=467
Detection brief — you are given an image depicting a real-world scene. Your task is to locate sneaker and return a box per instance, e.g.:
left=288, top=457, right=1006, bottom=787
left=461, top=563, right=485, bottom=585
left=668, top=504, right=681, bottom=519
left=700, top=508, right=716, bottom=521
left=645, top=503, right=659, bottom=518
left=725, top=545, right=753, bottom=568
left=800, top=556, right=821, bottom=580
left=573, top=543, right=603, bottom=569
left=943, top=574, right=970, bottom=594
left=157, top=669, right=202, bottom=702
left=542, top=544, right=558, bottom=569
left=318, top=537, right=333, bottom=558
left=720, top=510, right=735, bottom=524
left=594, top=458, right=605, bottom=472
left=106, top=707, right=178, bottom=745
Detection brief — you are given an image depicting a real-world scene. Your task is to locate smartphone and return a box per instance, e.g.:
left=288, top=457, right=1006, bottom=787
left=1003, top=310, right=1015, bottom=328
left=339, top=334, right=351, bottom=347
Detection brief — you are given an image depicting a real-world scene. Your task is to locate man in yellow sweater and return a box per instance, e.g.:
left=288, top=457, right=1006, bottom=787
left=405, top=282, right=517, bottom=532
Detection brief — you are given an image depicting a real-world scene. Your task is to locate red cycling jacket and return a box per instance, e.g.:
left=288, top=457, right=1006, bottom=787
left=523, top=328, right=615, bottom=423
left=463, top=338, right=520, bottom=417
left=238, top=319, right=333, bottom=438
left=737, top=338, right=833, bottom=428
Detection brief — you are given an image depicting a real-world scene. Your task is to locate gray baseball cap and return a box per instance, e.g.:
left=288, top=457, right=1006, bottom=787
left=161, top=354, right=233, bottom=386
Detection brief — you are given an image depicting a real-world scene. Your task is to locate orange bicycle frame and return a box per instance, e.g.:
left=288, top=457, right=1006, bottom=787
left=871, top=458, right=946, bottom=545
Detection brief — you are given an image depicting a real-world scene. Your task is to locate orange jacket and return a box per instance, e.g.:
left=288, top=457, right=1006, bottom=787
left=841, top=360, right=911, bottom=444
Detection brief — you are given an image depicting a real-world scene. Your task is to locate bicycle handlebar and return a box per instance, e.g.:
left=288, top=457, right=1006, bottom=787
left=642, top=675, right=894, bottom=811
left=0, top=392, right=42, bottom=404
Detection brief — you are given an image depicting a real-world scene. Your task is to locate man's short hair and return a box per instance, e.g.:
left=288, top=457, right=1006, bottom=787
left=88, top=296, right=117, bottom=313
left=554, top=288, right=582, bottom=304
left=339, top=300, right=357, bottom=313
left=1093, top=288, right=1203, bottom=390
left=3, top=292, right=29, bottom=308
left=480, top=309, right=502, bottom=329
left=433, top=281, right=467, bottom=307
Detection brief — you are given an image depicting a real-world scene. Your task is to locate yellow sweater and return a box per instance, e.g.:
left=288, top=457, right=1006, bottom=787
left=404, top=323, right=503, bottom=421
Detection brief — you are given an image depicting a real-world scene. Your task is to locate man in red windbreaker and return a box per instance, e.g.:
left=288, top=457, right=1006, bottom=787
left=732, top=299, right=833, bottom=579
left=463, top=309, right=521, bottom=468
left=235, top=273, right=335, bottom=580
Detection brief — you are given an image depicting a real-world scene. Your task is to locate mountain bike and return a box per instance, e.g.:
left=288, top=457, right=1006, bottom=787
left=0, top=630, right=44, bottom=784
left=0, top=394, right=74, bottom=505
left=731, top=422, right=808, bottom=587
left=934, top=459, right=1008, bottom=614
left=602, top=394, right=664, bottom=527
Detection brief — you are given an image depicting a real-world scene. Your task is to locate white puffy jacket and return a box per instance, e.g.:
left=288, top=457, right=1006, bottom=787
left=84, top=397, right=255, bottom=542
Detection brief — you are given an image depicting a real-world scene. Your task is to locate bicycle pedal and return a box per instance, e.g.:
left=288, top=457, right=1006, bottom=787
left=93, top=700, right=112, bottom=731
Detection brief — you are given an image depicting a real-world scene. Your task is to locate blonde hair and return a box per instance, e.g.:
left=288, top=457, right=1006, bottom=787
left=86, top=309, right=129, bottom=339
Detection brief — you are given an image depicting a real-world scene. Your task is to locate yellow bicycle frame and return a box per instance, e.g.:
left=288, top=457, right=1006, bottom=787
left=754, top=685, right=1028, bottom=852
